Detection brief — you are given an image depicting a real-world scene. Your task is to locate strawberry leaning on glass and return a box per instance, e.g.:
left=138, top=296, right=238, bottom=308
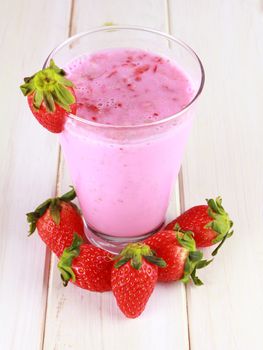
left=20, top=59, right=76, bottom=133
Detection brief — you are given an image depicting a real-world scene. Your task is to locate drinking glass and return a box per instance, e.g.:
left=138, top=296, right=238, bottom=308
left=43, top=26, right=205, bottom=252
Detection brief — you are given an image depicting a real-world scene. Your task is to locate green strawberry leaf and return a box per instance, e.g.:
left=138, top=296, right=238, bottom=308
left=24, top=76, right=32, bottom=83
left=181, top=260, right=193, bottom=284
left=53, top=86, right=71, bottom=112
left=227, top=230, right=234, bottom=238
left=57, top=233, right=83, bottom=286
left=26, top=212, right=39, bottom=235
left=144, top=255, right=167, bottom=268
left=50, top=198, right=61, bottom=225
left=196, top=259, right=213, bottom=269
left=59, top=186, right=76, bottom=202
left=34, top=198, right=52, bottom=216
left=43, top=91, right=55, bottom=113
left=191, top=268, right=204, bottom=286
left=183, top=257, right=192, bottom=274
left=33, top=89, right=44, bottom=109
left=181, top=249, right=212, bottom=285
left=176, top=229, right=196, bottom=252
left=131, top=255, right=142, bottom=270
left=189, top=250, right=203, bottom=262
left=114, top=257, right=130, bottom=269
left=57, top=76, right=74, bottom=87
left=58, top=84, right=76, bottom=105
left=20, top=82, right=33, bottom=95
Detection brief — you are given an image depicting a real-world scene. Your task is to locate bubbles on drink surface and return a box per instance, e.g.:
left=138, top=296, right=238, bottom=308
left=65, top=48, right=194, bottom=126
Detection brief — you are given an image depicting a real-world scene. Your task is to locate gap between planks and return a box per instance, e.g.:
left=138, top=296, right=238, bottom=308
left=165, top=0, right=191, bottom=349
left=40, top=1, right=76, bottom=349
left=40, top=146, right=63, bottom=350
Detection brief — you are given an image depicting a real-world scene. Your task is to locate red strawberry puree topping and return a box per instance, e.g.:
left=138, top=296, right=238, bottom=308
left=65, top=48, right=194, bottom=126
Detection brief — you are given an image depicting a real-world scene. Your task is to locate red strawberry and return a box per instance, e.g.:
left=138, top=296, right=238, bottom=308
left=26, top=187, right=86, bottom=257
left=58, top=234, right=113, bottom=292
left=166, top=197, right=233, bottom=255
left=145, top=228, right=211, bottom=285
left=20, top=59, right=76, bottom=133
left=134, top=64, right=150, bottom=75
left=111, top=243, right=166, bottom=318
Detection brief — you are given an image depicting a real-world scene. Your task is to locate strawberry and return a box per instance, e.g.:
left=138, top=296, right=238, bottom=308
left=166, top=197, right=233, bottom=255
left=20, top=59, right=76, bottom=133
left=145, top=228, right=211, bottom=285
left=26, top=187, right=85, bottom=257
left=58, top=234, right=113, bottom=292
left=111, top=243, right=166, bottom=318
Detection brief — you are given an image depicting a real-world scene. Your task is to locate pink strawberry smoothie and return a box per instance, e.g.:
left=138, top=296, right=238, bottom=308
left=59, top=48, right=195, bottom=238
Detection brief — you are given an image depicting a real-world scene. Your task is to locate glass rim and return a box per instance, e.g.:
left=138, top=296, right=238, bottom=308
left=43, top=25, right=205, bottom=130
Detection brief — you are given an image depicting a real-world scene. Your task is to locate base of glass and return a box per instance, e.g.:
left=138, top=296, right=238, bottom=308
left=84, top=221, right=164, bottom=254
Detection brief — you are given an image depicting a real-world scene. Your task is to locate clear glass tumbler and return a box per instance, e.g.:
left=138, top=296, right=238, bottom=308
left=44, top=26, right=205, bottom=252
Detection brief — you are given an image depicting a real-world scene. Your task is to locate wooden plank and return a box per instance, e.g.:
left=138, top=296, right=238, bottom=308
left=43, top=1, right=189, bottom=349
left=71, top=0, right=168, bottom=31
left=168, top=1, right=263, bottom=349
left=0, top=1, right=71, bottom=349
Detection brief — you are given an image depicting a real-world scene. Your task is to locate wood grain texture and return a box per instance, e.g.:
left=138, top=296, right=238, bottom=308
left=43, top=1, right=189, bottom=350
left=169, top=0, right=263, bottom=349
left=72, top=0, right=168, bottom=31
left=0, top=1, right=71, bottom=349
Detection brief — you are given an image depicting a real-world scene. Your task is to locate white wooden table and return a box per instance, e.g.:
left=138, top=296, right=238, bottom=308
left=1, top=1, right=263, bottom=349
